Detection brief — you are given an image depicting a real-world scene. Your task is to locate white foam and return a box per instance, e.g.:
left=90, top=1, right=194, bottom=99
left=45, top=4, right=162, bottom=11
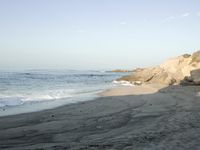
left=113, top=80, right=135, bottom=86
left=22, top=89, right=74, bottom=101
left=0, top=91, right=99, bottom=117
left=0, top=97, right=24, bottom=107
left=0, top=89, right=75, bottom=107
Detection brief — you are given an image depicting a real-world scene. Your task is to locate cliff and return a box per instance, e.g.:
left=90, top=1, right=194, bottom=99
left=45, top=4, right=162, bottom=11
left=118, top=50, right=200, bottom=85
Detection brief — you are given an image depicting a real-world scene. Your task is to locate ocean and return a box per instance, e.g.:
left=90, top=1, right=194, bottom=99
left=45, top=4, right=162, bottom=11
left=0, top=70, right=127, bottom=116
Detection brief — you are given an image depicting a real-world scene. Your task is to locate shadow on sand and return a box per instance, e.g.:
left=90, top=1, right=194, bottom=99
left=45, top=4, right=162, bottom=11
left=0, top=83, right=200, bottom=150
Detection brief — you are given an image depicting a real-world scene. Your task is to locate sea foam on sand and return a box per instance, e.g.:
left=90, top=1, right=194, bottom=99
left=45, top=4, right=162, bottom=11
left=113, top=80, right=135, bottom=86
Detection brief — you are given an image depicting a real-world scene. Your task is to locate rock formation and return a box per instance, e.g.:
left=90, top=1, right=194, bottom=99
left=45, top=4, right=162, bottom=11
left=118, top=50, right=200, bottom=85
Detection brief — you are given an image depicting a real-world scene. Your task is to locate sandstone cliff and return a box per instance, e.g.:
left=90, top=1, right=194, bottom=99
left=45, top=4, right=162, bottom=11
left=118, top=50, right=200, bottom=85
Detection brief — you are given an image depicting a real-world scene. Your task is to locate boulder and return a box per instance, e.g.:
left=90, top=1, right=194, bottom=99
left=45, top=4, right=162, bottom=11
left=190, top=69, right=200, bottom=85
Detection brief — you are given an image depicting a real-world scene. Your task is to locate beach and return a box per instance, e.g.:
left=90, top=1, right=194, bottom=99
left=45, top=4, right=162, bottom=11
left=1, top=84, right=200, bottom=150
left=1, top=0, right=200, bottom=149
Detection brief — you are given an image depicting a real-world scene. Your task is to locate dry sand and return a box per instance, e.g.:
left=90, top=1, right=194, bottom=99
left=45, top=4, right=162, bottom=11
left=1, top=84, right=200, bottom=150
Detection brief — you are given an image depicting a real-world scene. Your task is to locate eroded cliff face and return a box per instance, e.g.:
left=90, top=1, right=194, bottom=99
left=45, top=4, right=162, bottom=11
left=118, top=50, right=200, bottom=85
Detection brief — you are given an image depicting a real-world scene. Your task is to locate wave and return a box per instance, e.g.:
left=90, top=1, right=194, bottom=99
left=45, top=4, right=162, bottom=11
left=0, top=89, right=75, bottom=107
left=0, top=70, right=124, bottom=109
left=113, top=80, right=135, bottom=86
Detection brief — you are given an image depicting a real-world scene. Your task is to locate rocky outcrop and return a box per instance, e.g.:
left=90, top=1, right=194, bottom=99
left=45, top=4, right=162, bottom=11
left=190, top=69, right=200, bottom=85
left=118, top=50, right=200, bottom=85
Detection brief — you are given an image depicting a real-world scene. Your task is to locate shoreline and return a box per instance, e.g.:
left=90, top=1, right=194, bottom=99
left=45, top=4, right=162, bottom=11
left=1, top=84, right=200, bottom=149
left=0, top=83, right=164, bottom=117
left=0, top=90, right=101, bottom=117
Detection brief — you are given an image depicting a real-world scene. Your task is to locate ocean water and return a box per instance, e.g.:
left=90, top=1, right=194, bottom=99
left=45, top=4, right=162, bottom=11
left=0, top=70, right=127, bottom=114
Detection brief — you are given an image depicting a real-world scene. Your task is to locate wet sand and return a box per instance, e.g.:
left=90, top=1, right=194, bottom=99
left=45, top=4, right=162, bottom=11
left=1, top=84, right=200, bottom=150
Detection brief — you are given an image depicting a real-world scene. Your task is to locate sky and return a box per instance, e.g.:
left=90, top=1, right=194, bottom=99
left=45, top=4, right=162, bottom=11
left=0, top=0, right=200, bottom=70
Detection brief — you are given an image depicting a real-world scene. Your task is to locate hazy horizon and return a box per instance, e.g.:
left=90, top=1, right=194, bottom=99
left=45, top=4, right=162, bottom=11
left=1, top=0, right=200, bottom=70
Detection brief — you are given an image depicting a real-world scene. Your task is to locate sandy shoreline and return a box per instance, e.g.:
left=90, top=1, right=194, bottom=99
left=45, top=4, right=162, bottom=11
left=1, top=84, right=200, bottom=149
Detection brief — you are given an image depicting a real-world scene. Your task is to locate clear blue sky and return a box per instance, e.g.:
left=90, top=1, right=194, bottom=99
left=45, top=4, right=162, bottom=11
left=0, top=0, right=200, bottom=70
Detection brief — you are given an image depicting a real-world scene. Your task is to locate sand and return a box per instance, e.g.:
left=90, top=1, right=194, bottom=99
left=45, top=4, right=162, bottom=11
left=1, top=84, right=200, bottom=150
